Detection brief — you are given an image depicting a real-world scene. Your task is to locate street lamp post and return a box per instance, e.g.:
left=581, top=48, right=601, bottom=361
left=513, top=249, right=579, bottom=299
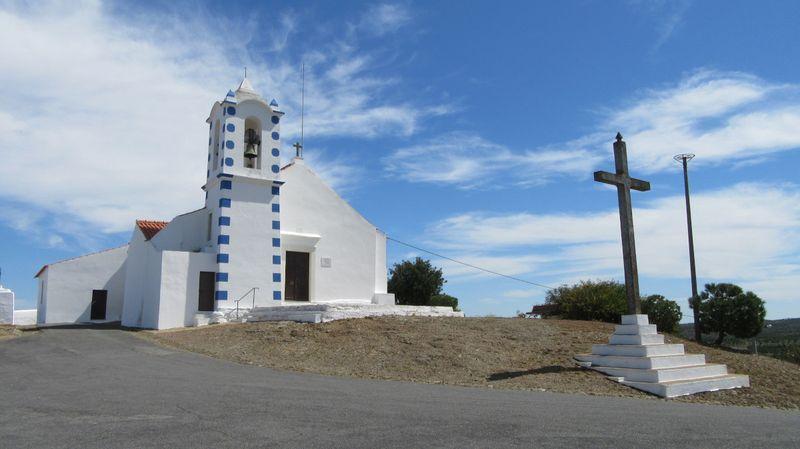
left=674, top=153, right=701, bottom=343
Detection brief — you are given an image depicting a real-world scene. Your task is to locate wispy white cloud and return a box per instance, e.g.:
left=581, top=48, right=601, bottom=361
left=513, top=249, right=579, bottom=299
left=0, top=0, right=446, bottom=241
left=356, top=3, right=411, bottom=36
left=423, top=183, right=800, bottom=303
left=383, top=132, right=601, bottom=189
left=385, top=71, right=800, bottom=188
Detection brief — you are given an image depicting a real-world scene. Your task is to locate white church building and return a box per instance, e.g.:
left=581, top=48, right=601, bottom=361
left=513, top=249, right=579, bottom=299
left=33, top=78, right=402, bottom=329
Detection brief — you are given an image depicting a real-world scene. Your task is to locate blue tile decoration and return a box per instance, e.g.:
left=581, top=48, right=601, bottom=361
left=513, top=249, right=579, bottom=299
left=216, top=272, right=229, bottom=282
left=271, top=132, right=279, bottom=140
left=271, top=148, right=279, bottom=157
left=219, top=198, right=231, bottom=208
left=272, top=203, right=280, bottom=212
left=273, top=273, right=281, bottom=282
left=273, top=291, right=281, bottom=300
left=217, top=253, right=229, bottom=263
left=272, top=220, right=280, bottom=230
left=226, top=140, right=234, bottom=149
left=217, top=234, right=230, bottom=244
left=271, top=164, right=279, bottom=173
left=215, top=290, right=228, bottom=300
left=224, top=157, right=234, bottom=167
left=271, top=186, right=280, bottom=195
left=219, top=216, right=231, bottom=226
left=221, top=180, right=232, bottom=189
left=271, top=116, right=279, bottom=124
left=273, top=255, right=281, bottom=264
left=226, top=123, right=235, bottom=132
left=272, top=238, right=280, bottom=247
left=226, top=106, right=236, bottom=115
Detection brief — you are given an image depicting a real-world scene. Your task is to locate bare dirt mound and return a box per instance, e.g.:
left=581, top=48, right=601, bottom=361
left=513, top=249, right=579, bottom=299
left=143, top=317, right=800, bottom=409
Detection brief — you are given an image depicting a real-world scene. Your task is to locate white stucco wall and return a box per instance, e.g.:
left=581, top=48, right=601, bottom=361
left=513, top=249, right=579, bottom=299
left=0, top=286, right=13, bottom=324
left=151, top=208, right=212, bottom=253
left=156, top=250, right=216, bottom=329
left=280, top=160, right=386, bottom=301
left=36, top=245, right=129, bottom=324
left=13, top=309, right=37, bottom=325
left=121, top=230, right=163, bottom=329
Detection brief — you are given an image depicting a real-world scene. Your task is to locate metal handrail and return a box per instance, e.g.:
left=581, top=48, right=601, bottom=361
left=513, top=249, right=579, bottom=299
left=233, top=287, right=259, bottom=319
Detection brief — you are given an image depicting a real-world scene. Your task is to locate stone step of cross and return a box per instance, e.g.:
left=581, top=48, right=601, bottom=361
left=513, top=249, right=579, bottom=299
left=591, top=343, right=685, bottom=357
left=609, top=333, right=665, bottom=345
left=574, top=353, right=705, bottom=370
left=590, top=363, right=729, bottom=383
left=621, top=374, right=750, bottom=398
left=614, top=324, right=658, bottom=335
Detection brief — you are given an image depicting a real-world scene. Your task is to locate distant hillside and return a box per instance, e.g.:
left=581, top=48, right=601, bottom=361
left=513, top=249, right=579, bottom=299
left=680, top=318, right=800, bottom=364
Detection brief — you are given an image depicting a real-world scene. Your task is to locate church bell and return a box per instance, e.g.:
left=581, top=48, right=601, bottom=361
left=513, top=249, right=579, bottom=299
left=244, top=129, right=260, bottom=159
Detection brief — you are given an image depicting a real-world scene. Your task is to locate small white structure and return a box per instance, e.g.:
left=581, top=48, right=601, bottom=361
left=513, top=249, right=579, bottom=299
left=575, top=314, right=749, bottom=397
left=0, top=283, right=13, bottom=324
left=32, top=77, right=444, bottom=329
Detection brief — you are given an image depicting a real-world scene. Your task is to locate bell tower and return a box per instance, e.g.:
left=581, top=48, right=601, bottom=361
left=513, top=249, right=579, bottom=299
left=203, top=76, right=284, bottom=310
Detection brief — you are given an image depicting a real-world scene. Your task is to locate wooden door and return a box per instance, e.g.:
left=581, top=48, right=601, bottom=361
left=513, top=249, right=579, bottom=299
left=90, top=290, right=107, bottom=320
left=198, top=271, right=216, bottom=312
left=285, top=251, right=310, bottom=301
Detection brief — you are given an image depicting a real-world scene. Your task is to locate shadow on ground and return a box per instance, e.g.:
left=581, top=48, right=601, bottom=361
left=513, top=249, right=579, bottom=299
left=487, top=365, right=583, bottom=381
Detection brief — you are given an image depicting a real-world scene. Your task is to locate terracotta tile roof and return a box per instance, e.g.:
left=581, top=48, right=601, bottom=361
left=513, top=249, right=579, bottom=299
left=136, top=220, right=169, bottom=241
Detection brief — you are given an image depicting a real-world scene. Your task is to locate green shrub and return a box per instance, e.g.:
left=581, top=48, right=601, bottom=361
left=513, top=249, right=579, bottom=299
left=544, top=280, right=627, bottom=323
left=429, top=294, right=459, bottom=311
left=388, top=257, right=445, bottom=306
left=641, top=295, right=682, bottom=333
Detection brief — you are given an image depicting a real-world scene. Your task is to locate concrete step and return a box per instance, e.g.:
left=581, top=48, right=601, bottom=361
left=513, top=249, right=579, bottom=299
left=592, top=363, right=729, bottom=383
left=614, top=324, right=657, bottom=335
left=575, top=353, right=705, bottom=370
left=246, top=312, right=323, bottom=323
left=591, top=343, right=685, bottom=357
left=621, top=314, right=650, bottom=325
left=609, top=333, right=665, bottom=345
left=622, top=374, right=750, bottom=398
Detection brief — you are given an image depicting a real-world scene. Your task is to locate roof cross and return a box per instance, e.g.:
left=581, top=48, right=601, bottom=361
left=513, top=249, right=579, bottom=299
left=293, top=141, right=303, bottom=159
left=594, top=133, right=651, bottom=314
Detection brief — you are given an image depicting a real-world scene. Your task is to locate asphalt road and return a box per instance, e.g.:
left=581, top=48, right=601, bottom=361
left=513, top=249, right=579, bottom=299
left=1, top=327, right=798, bottom=448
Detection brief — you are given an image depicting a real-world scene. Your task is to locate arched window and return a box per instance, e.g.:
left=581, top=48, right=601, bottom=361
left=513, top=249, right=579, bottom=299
left=243, top=117, right=262, bottom=169
left=212, top=120, right=221, bottom=170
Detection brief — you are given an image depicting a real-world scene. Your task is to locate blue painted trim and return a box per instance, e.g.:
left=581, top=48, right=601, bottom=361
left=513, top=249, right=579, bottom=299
left=272, top=238, right=280, bottom=247
left=271, top=148, right=280, bottom=157
left=273, top=273, right=281, bottom=282
left=215, top=290, right=228, bottom=300
left=226, top=123, right=235, bottom=132
left=273, top=255, right=281, bottom=265
left=225, top=140, right=235, bottom=149
left=273, top=291, right=281, bottom=300
left=217, top=234, right=230, bottom=245
left=271, top=115, right=280, bottom=124
left=220, top=180, right=232, bottom=190
left=226, top=106, right=236, bottom=115
left=216, top=272, right=229, bottom=282
left=217, top=173, right=234, bottom=178
left=219, top=198, right=231, bottom=208
left=271, top=164, right=280, bottom=173
left=271, top=132, right=279, bottom=140
left=219, top=216, right=231, bottom=226
left=224, top=157, right=234, bottom=166
left=272, top=203, right=280, bottom=212
left=271, top=186, right=280, bottom=195
left=272, top=220, right=280, bottom=230
left=217, top=253, right=229, bottom=263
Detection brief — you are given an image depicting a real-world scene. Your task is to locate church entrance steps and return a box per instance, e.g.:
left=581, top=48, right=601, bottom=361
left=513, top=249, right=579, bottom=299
left=576, top=314, right=749, bottom=398
left=591, top=343, right=685, bottom=357
left=609, top=333, right=664, bottom=345
left=622, top=374, right=750, bottom=398
left=243, top=302, right=464, bottom=323
left=573, top=353, right=706, bottom=370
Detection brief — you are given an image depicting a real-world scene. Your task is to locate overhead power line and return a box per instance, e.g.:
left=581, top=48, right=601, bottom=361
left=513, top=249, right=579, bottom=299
left=386, top=236, right=555, bottom=290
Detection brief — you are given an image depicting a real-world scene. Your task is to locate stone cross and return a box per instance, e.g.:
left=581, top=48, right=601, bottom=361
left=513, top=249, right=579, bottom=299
left=293, top=141, right=303, bottom=159
left=594, top=133, right=650, bottom=314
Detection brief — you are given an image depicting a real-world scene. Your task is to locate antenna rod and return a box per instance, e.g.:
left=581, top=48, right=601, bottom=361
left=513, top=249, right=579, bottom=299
left=300, top=63, right=305, bottom=152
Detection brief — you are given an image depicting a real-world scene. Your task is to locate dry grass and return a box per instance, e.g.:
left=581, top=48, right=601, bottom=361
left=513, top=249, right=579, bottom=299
left=142, top=317, right=800, bottom=409
left=0, top=325, right=20, bottom=340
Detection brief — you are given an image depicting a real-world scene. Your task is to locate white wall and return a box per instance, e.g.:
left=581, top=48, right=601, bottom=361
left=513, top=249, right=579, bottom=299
left=280, top=160, right=386, bottom=301
left=121, top=230, right=163, bottom=329
left=151, top=208, right=211, bottom=253
left=0, top=286, right=13, bottom=324
left=36, top=245, right=129, bottom=324
left=156, top=250, right=216, bottom=329
left=13, top=309, right=37, bottom=325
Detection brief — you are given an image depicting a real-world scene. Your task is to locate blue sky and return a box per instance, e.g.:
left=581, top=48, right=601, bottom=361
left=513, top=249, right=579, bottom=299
left=1, top=0, right=799, bottom=319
